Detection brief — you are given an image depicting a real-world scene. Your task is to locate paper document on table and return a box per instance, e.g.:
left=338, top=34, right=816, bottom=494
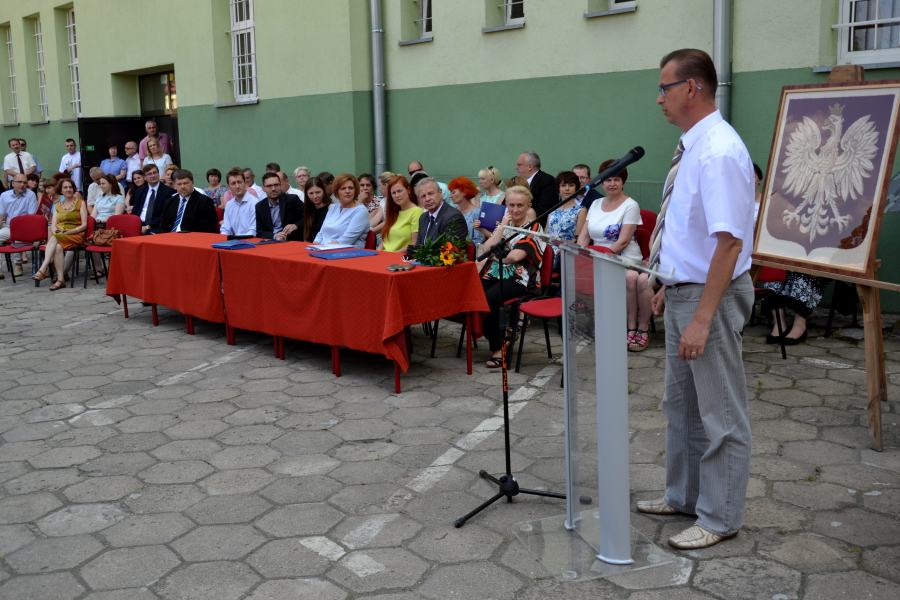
left=306, top=244, right=356, bottom=251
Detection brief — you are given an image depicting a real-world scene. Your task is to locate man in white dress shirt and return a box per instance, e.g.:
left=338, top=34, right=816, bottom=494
left=58, top=138, right=82, bottom=191
left=221, top=168, right=258, bottom=236
left=3, top=138, right=36, bottom=185
left=636, top=49, right=755, bottom=551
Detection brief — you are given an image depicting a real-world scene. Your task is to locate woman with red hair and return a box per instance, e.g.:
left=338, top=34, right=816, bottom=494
left=448, top=176, right=481, bottom=242
left=379, top=175, right=423, bottom=252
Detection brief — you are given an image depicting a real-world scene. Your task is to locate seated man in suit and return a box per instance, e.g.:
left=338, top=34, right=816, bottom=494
left=159, top=169, right=219, bottom=234
left=130, top=164, right=175, bottom=233
left=256, top=171, right=304, bottom=240
left=220, top=167, right=258, bottom=237
left=516, top=150, right=556, bottom=225
left=415, top=177, right=467, bottom=243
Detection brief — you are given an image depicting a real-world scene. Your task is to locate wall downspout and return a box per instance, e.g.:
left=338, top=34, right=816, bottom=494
left=370, top=0, right=387, bottom=176
left=713, top=0, right=733, bottom=121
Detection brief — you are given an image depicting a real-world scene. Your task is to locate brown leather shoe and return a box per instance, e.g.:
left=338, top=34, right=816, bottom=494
left=668, top=524, right=736, bottom=550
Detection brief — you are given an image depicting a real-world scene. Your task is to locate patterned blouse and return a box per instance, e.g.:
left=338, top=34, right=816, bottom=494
left=546, top=198, right=582, bottom=251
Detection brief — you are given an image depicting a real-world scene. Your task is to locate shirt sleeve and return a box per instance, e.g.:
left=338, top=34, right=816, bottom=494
left=622, top=199, right=642, bottom=226
left=700, top=152, right=754, bottom=240
left=220, top=205, right=233, bottom=235
left=410, top=207, right=421, bottom=233
left=336, top=205, right=370, bottom=245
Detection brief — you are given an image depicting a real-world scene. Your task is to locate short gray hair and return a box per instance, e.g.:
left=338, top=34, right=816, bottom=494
left=414, top=176, right=440, bottom=197
left=522, top=151, right=540, bottom=168
left=293, top=166, right=310, bottom=178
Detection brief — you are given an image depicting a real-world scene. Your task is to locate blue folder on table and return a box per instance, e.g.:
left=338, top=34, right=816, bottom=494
left=478, top=202, right=506, bottom=232
left=212, top=240, right=256, bottom=250
left=309, top=249, right=379, bottom=260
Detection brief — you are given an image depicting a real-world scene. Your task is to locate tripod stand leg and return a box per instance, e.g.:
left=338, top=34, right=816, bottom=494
left=454, top=490, right=507, bottom=528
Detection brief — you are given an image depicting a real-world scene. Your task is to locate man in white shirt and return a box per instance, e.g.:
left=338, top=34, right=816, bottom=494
left=123, top=141, right=142, bottom=192
left=3, top=138, right=36, bottom=184
left=279, top=171, right=304, bottom=200
left=85, top=168, right=104, bottom=210
left=221, top=168, right=258, bottom=236
left=58, top=138, right=82, bottom=191
left=0, top=174, right=38, bottom=278
left=636, top=49, right=755, bottom=551
left=241, top=168, right=265, bottom=198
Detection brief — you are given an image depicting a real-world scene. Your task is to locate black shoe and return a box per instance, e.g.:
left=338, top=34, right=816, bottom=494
left=765, top=333, right=783, bottom=344
left=782, top=331, right=807, bottom=346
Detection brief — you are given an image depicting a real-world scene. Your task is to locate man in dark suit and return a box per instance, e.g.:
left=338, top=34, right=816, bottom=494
left=256, top=172, right=304, bottom=240
left=516, top=151, right=556, bottom=225
left=130, top=164, right=175, bottom=233
left=159, top=169, right=218, bottom=234
left=416, top=177, right=467, bottom=243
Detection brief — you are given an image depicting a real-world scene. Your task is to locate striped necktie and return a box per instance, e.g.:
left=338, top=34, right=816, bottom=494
left=171, top=197, right=188, bottom=232
left=647, top=140, right=685, bottom=284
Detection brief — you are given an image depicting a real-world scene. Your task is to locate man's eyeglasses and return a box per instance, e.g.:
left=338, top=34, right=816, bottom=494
left=657, top=79, right=689, bottom=97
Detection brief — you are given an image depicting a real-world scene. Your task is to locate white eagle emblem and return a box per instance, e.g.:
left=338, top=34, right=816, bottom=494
left=781, top=102, right=878, bottom=242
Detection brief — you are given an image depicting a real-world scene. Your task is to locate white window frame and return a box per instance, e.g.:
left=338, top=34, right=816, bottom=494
left=33, top=18, right=49, bottom=120
left=505, top=0, right=525, bottom=26
left=419, top=0, right=433, bottom=40
left=611, top=0, right=636, bottom=9
left=4, top=27, right=17, bottom=123
left=229, top=0, right=258, bottom=103
left=65, top=9, right=81, bottom=117
left=836, top=0, right=900, bottom=65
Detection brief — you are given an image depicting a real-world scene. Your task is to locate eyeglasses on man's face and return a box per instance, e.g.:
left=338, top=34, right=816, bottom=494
left=657, top=79, right=689, bottom=97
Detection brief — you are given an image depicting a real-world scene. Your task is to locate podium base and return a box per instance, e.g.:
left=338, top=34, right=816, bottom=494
left=513, top=509, right=681, bottom=583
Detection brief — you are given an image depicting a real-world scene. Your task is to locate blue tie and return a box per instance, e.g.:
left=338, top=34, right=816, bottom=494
left=172, top=197, right=187, bottom=232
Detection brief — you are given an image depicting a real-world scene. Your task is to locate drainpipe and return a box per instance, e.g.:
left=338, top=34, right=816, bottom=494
left=370, top=0, right=387, bottom=176
left=713, top=0, right=733, bottom=121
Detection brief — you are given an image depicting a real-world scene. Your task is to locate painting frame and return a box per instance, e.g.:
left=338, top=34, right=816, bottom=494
left=753, top=81, right=900, bottom=280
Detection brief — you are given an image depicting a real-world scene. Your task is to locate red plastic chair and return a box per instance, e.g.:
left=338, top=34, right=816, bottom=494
left=365, top=230, right=376, bottom=250
left=83, top=214, right=142, bottom=288
left=754, top=266, right=789, bottom=359
left=512, top=245, right=560, bottom=372
left=0, top=215, right=48, bottom=284
left=215, top=206, right=225, bottom=224
left=635, top=209, right=657, bottom=261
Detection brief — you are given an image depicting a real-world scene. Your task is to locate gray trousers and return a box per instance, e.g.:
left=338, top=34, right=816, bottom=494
left=662, top=272, right=753, bottom=535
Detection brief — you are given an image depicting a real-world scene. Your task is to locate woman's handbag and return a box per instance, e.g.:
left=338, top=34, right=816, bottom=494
left=91, top=228, right=120, bottom=246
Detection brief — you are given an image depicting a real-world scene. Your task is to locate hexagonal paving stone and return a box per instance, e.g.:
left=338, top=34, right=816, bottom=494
left=171, top=524, right=266, bottom=561
left=0, top=524, right=35, bottom=556
left=693, top=557, right=800, bottom=600
left=63, top=475, right=142, bottom=502
left=326, top=549, right=429, bottom=594
left=268, top=455, right=340, bottom=477
left=199, top=468, right=274, bottom=495
left=331, top=441, right=400, bottom=462
left=103, top=513, right=195, bottom=547
left=151, top=440, right=222, bottom=461
left=28, top=445, right=101, bottom=468
left=271, top=431, right=341, bottom=455
left=163, top=420, right=230, bottom=440
left=409, top=524, right=503, bottom=562
left=99, top=432, right=169, bottom=453
left=261, top=475, right=342, bottom=504
left=209, top=445, right=280, bottom=469
left=6, top=534, right=104, bottom=573
left=813, top=507, right=900, bottom=546
left=0, top=491, right=61, bottom=524
left=139, top=460, right=215, bottom=484
left=81, top=545, right=181, bottom=590
left=37, top=503, right=127, bottom=536
left=224, top=406, right=287, bottom=425
left=329, top=460, right=406, bottom=485
left=157, top=560, right=259, bottom=600
left=757, top=532, right=857, bottom=573
left=0, top=572, right=84, bottom=600
left=185, top=494, right=272, bottom=524
left=4, top=468, right=82, bottom=495
left=125, top=484, right=205, bottom=514
left=246, top=538, right=333, bottom=578
left=245, top=578, right=347, bottom=600
left=80, top=452, right=157, bottom=476
left=804, top=570, right=900, bottom=600
left=330, top=419, right=394, bottom=442
left=333, top=513, right=422, bottom=549
left=256, top=503, right=343, bottom=537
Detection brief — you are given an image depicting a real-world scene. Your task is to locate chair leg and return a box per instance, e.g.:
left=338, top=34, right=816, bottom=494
left=774, top=306, right=787, bottom=360
left=83, top=252, right=91, bottom=288
left=515, top=315, right=529, bottom=373
left=430, top=320, right=439, bottom=358
left=542, top=318, right=552, bottom=359
left=5, top=254, right=14, bottom=283
left=93, top=253, right=102, bottom=284
left=456, top=323, right=466, bottom=358
left=122, top=295, right=129, bottom=319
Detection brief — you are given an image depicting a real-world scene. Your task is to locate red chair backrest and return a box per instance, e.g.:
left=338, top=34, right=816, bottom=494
left=634, top=227, right=651, bottom=260
left=756, top=266, right=787, bottom=284
left=215, top=206, right=225, bottom=223
left=466, top=241, right=475, bottom=261
left=538, top=245, right=555, bottom=288
left=640, top=209, right=657, bottom=234
left=9, top=214, right=48, bottom=244
left=365, top=230, right=376, bottom=249
left=106, top=214, right=142, bottom=238
left=85, top=216, right=96, bottom=241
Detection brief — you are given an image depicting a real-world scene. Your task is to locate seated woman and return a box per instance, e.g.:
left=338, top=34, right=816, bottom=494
left=359, top=173, right=383, bottom=231
left=142, top=137, right=172, bottom=178
left=476, top=186, right=545, bottom=368
left=91, top=175, right=125, bottom=225
left=313, top=173, right=369, bottom=247
left=762, top=273, right=823, bottom=345
left=204, top=168, right=226, bottom=207
left=478, top=166, right=505, bottom=206
left=448, top=176, right=482, bottom=244
left=34, top=179, right=87, bottom=291
left=546, top=170, right=582, bottom=267
left=379, top=176, right=422, bottom=252
left=302, top=177, right=331, bottom=242
left=577, top=160, right=652, bottom=352
left=124, top=170, right=145, bottom=214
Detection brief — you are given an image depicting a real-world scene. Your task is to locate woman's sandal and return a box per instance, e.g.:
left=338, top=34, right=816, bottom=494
left=629, top=330, right=650, bottom=352
left=485, top=356, right=503, bottom=368
left=49, top=280, right=65, bottom=291
left=33, top=269, right=49, bottom=282
left=627, top=329, right=638, bottom=348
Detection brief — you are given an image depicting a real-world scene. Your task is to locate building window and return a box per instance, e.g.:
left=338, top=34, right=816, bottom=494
left=33, top=18, right=48, bottom=120
left=420, top=0, right=433, bottom=39
left=3, top=27, right=17, bottom=123
left=837, top=0, right=900, bottom=65
left=230, top=0, right=257, bottom=102
left=65, top=9, right=81, bottom=117
left=505, top=0, right=525, bottom=26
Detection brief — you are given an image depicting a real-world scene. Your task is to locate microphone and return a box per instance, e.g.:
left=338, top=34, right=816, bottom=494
left=581, top=146, right=645, bottom=196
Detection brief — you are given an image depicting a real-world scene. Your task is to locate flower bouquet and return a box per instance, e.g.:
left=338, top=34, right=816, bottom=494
left=408, top=233, right=468, bottom=266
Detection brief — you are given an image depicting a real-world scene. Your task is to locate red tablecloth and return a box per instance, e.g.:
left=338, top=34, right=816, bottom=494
left=218, top=243, right=488, bottom=371
left=105, top=233, right=227, bottom=323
